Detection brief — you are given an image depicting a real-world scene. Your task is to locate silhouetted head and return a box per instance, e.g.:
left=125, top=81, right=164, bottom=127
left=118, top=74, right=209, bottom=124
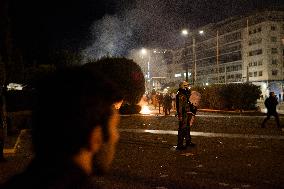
left=269, top=92, right=275, bottom=97
left=179, top=81, right=189, bottom=90
left=32, top=66, right=123, bottom=162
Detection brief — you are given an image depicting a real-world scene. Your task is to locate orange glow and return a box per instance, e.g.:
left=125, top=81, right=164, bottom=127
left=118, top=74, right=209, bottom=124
left=140, top=105, right=151, bottom=114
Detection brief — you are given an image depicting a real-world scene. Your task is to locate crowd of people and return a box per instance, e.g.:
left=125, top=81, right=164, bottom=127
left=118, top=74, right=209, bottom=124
left=145, top=91, right=176, bottom=116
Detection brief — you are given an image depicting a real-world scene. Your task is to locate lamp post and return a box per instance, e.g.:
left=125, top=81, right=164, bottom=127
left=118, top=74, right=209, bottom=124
left=195, top=30, right=204, bottom=85
left=181, top=29, right=204, bottom=85
left=216, top=30, right=219, bottom=84
left=141, top=48, right=151, bottom=92
left=181, top=29, right=189, bottom=82
left=192, top=37, right=196, bottom=85
left=197, top=30, right=219, bottom=84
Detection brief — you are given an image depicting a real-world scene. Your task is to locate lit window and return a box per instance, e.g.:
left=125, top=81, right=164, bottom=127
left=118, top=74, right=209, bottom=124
left=175, top=73, right=182, bottom=77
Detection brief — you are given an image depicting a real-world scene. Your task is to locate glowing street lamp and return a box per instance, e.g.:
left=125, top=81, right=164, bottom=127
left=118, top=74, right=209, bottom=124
left=140, top=48, right=150, bottom=79
left=181, top=29, right=204, bottom=85
left=140, top=48, right=151, bottom=91
left=141, top=48, right=147, bottom=55
left=182, top=29, right=189, bottom=36
left=181, top=29, right=189, bottom=82
left=201, top=30, right=219, bottom=83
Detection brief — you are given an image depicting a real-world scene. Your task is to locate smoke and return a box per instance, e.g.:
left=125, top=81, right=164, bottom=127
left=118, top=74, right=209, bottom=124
left=81, top=0, right=186, bottom=61
left=82, top=14, right=133, bottom=60
left=81, top=0, right=282, bottom=61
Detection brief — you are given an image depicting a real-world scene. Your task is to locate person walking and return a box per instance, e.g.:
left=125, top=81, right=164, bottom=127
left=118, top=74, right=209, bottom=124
left=261, top=91, right=282, bottom=130
left=175, top=81, right=195, bottom=150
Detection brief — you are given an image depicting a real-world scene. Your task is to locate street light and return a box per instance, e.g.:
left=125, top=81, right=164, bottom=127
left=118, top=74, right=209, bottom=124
left=216, top=30, right=219, bottom=83
left=181, top=29, right=204, bottom=85
left=140, top=48, right=151, bottom=91
left=182, top=29, right=189, bottom=36
left=194, top=30, right=220, bottom=83
left=181, top=29, right=189, bottom=82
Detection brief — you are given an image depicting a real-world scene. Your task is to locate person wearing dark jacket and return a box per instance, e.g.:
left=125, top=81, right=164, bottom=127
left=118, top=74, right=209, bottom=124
left=163, top=93, right=172, bottom=115
left=175, top=81, right=196, bottom=150
left=261, top=92, right=282, bottom=129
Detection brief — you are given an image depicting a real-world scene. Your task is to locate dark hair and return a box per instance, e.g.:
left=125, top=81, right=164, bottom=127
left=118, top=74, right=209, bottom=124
left=32, top=66, right=123, bottom=160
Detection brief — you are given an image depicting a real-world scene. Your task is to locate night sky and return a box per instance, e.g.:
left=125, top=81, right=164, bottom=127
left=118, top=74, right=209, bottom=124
left=9, top=0, right=284, bottom=60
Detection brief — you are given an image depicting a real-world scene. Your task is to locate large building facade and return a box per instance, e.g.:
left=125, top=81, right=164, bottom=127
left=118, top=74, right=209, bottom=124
left=164, top=10, right=284, bottom=99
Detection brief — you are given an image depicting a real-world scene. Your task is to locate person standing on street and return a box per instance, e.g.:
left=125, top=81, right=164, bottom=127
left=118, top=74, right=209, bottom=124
left=163, top=92, right=172, bottom=116
left=171, top=92, right=176, bottom=110
left=261, top=91, right=282, bottom=130
left=175, top=81, right=195, bottom=150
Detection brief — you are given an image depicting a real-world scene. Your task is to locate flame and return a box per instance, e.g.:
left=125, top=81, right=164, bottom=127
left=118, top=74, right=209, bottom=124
left=140, top=105, right=151, bottom=114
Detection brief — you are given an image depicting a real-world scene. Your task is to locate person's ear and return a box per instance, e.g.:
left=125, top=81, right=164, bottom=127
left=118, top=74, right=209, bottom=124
left=89, top=126, right=103, bottom=153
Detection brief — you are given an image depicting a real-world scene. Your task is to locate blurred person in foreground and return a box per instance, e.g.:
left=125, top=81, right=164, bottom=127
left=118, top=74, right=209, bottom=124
left=261, top=91, right=283, bottom=130
left=0, top=64, right=144, bottom=188
left=175, top=81, right=197, bottom=150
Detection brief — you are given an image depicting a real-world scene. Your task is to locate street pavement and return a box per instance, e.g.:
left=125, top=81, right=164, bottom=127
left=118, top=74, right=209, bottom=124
left=1, top=106, right=284, bottom=189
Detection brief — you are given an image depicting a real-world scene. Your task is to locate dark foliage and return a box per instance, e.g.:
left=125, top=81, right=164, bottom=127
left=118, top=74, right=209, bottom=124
left=196, top=83, right=261, bottom=111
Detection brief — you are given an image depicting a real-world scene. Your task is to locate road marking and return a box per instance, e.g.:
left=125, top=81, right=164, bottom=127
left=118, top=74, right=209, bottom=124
left=3, top=129, right=28, bottom=154
left=121, top=114, right=271, bottom=118
left=119, top=129, right=284, bottom=140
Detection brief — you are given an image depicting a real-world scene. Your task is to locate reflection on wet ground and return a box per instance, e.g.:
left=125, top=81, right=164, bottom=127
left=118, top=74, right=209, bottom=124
left=119, top=129, right=284, bottom=140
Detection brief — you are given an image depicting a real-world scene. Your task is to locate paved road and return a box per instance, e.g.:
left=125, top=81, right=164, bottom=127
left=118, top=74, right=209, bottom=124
left=1, top=111, right=284, bottom=189
left=100, top=112, right=284, bottom=189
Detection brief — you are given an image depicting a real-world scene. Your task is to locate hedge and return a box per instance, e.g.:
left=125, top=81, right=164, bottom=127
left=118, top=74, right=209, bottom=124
left=191, top=83, right=261, bottom=111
